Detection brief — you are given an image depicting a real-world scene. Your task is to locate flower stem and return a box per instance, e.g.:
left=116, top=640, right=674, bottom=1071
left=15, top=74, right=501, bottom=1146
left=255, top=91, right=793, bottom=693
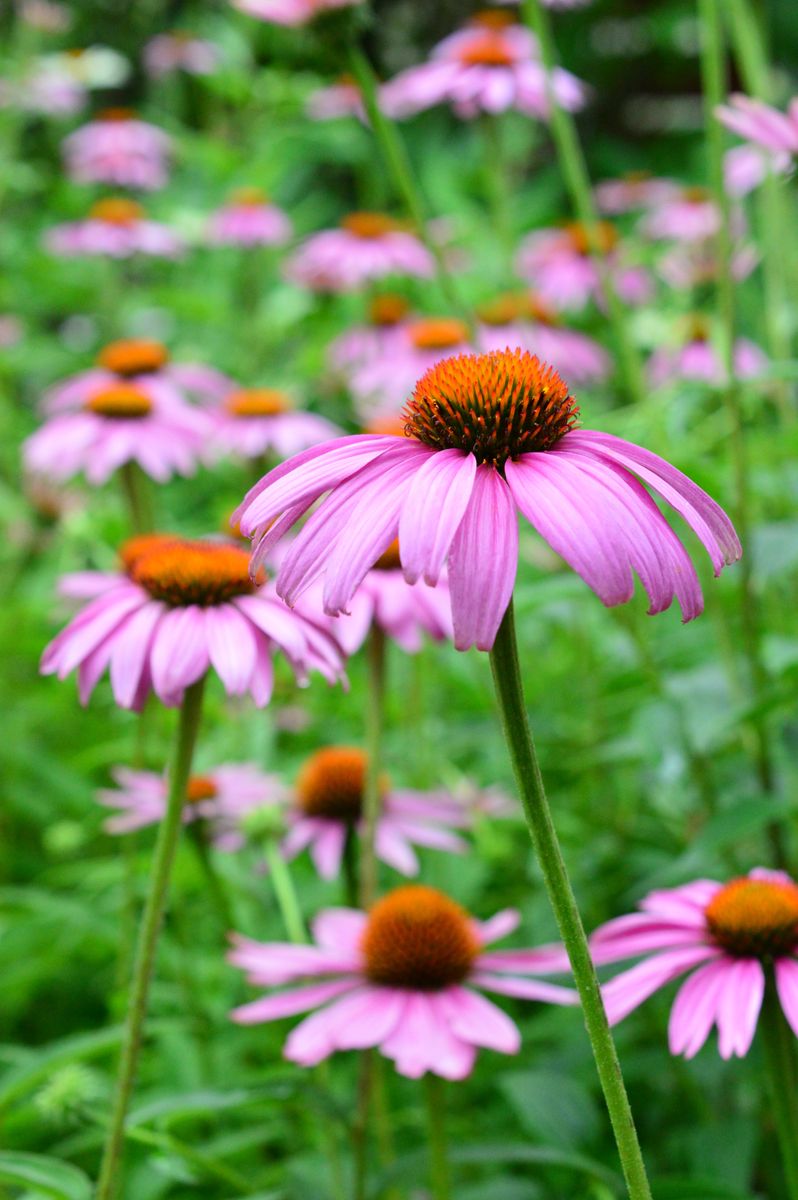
left=488, top=601, right=652, bottom=1200
left=520, top=0, right=646, bottom=408
left=118, top=461, right=154, bottom=535
left=761, top=979, right=798, bottom=1200
left=95, top=677, right=206, bottom=1200
left=360, top=624, right=386, bottom=909
left=423, top=1074, right=452, bottom=1200
left=263, top=836, right=306, bottom=944
left=479, top=114, right=513, bottom=268
left=187, top=823, right=236, bottom=933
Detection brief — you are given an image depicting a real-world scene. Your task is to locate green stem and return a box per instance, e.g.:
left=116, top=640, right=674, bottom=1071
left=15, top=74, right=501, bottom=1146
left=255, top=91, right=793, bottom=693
left=118, top=462, right=154, bottom=536
left=479, top=114, right=513, bottom=268
left=264, top=837, right=307, bottom=944
left=520, top=0, right=646, bottom=408
left=761, top=979, right=798, bottom=1200
left=95, top=677, right=206, bottom=1200
left=488, top=602, right=652, bottom=1200
left=360, top=625, right=386, bottom=909
left=187, top=823, right=236, bottom=933
left=424, top=1075, right=451, bottom=1200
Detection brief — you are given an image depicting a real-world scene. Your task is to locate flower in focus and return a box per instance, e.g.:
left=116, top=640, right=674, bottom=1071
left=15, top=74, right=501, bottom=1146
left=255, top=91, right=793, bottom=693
left=144, top=32, right=221, bottom=78
left=592, top=870, right=798, bottom=1058
left=648, top=316, right=767, bottom=389
left=230, top=882, right=577, bottom=1077
left=285, top=213, right=434, bottom=292
left=476, top=292, right=610, bottom=385
left=41, top=536, right=345, bottom=709
left=380, top=13, right=587, bottom=122
left=62, top=109, right=172, bottom=190
left=44, top=198, right=184, bottom=259
left=207, top=387, right=341, bottom=461
left=206, top=188, right=292, bottom=248
left=350, top=317, right=473, bottom=419
left=716, top=93, right=798, bottom=160
left=98, top=763, right=285, bottom=849
left=594, top=171, right=678, bottom=215
left=306, top=74, right=366, bottom=123
left=515, top=223, right=652, bottom=312
left=232, top=0, right=362, bottom=27
left=327, top=294, right=413, bottom=377
left=234, top=348, right=740, bottom=652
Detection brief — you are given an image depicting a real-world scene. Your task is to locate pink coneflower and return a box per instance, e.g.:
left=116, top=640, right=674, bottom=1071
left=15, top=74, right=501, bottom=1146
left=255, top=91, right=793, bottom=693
left=658, top=241, right=759, bottom=290
left=350, top=317, right=473, bottom=419
left=62, top=108, right=172, bottom=191
left=208, top=388, right=341, bottom=461
left=233, top=348, right=740, bottom=652
left=285, top=213, right=434, bottom=292
left=306, top=74, right=366, bottom=122
left=206, top=188, right=292, bottom=248
left=515, top=222, right=652, bottom=312
left=381, top=13, right=586, bottom=122
left=716, top=93, right=798, bottom=159
left=41, top=536, right=344, bottom=709
left=592, top=869, right=798, bottom=1058
left=327, top=294, right=412, bottom=377
left=638, top=186, right=742, bottom=243
left=724, top=144, right=791, bottom=197
left=98, top=763, right=284, bottom=849
left=648, top=317, right=767, bottom=388
left=476, top=293, right=610, bottom=385
left=45, top=197, right=184, bottom=259
left=143, top=32, right=221, bottom=79
left=594, top=171, right=679, bottom=215
left=232, top=0, right=362, bottom=26
left=230, top=882, right=576, bottom=1076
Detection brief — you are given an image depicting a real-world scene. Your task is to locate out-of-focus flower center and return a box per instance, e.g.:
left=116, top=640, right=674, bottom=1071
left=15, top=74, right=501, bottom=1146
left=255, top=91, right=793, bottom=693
left=362, top=885, right=481, bottom=990
left=372, top=539, right=402, bottom=571
left=340, top=212, right=401, bottom=239
left=623, top=169, right=652, bottom=184
left=369, top=293, right=409, bottom=327
left=85, top=384, right=153, bottom=419
left=523, top=293, right=559, bottom=326
left=470, top=10, right=516, bottom=30
left=705, top=877, right=798, bottom=958
left=296, top=747, right=386, bottom=821
left=98, top=338, right=169, bottom=377
left=683, top=313, right=711, bottom=343
left=230, top=187, right=267, bottom=207
left=131, top=540, right=259, bottom=607
left=224, top=388, right=291, bottom=418
left=89, top=198, right=143, bottom=226
left=119, top=533, right=184, bottom=575
left=458, top=33, right=516, bottom=67
left=682, top=186, right=710, bottom=204
left=477, top=294, right=524, bottom=326
left=97, top=107, right=135, bottom=122
left=564, top=221, right=619, bottom=256
left=403, top=348, right=579, bottom=465
left=408, top=318, right=469, bottom=351
left=185, top=774, right=218, bottom=803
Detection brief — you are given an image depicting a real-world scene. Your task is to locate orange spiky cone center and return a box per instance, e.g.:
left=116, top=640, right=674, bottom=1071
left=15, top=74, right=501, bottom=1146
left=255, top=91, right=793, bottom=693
left=119, top=533, right=184, bottom=574
left=98, top=339, right=169, bottom=377
left=84, top=384, right=152, bottom=418
left=185, top=774, right=218, bottom=803
left=225, top=388, right=291, bottom=417
left=340, top=212, right=402, bottom=239
left=369, top=293, right=410, bottom=327
left=296, top=747, right=387, bottom=821
left=705, top=877, right=798, bottom=958
left=97, top=107, right=135, bottom=122
left=362, top=885, right=481, bottom=989
left=564, top=221, right=619, bottom=256
left=89, top=197, right=144, bottom=226
left=408, top=318, right=470, bottom=351
left=130, top=539, right=260, bottom=606
left=458, top=32, right=516, bottom=67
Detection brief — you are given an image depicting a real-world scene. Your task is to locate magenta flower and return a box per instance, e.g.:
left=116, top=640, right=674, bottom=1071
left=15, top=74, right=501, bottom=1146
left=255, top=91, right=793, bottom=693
left=62, top=109, right=172, bottom=190
left=724, top=144, right=791, bottom=197
left=476, top=293, right=610, bottom=386
left=638, top=187, right=743, bottom=243
left=350, top=318, right=473, bottom=419
left=515, top=223, right=652, bottom=312
left=206, top=188, right=292, bottom=248
left=234, top=349, right=740, bottom=652
left=306, top=75, right=366, bottom=123
left=207, top=388, right=340, bottom=462
left=285, top=213, right=434, bottom=293
left=98, top=763, right=286, bottom=849
left=232, top=0, right=362, bottom=25
left=45, top=197, right=184, bottom=259
left=594, top=173, right=679, bottom=215
left=41, top=537, right=344, bottom=709
left=716, top=93, right=798, bottom=159
left=230, top=883, right=576, bottom=1077
left=327, top=294, right=413, bottom=377
left=143, top=32, right=221, bottom=78
left=592, top=870, right=798, bottom=1059
left=648, top=320, right=767, bottom=389
left=658, top=241, right=759, bottom=291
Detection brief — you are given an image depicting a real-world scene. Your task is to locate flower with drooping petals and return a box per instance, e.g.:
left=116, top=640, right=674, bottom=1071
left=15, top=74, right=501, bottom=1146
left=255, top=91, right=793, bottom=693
left=648, top=317, right=767, bottom=389
left=41, top=536, right=345, bottom=709
left=234, top=348, right=740, bottom=652
left=230, top=883, right=577, bottom=1077
left=144, top=32, right=221, bottom=78
left=206, top=188, right=292, bottom=248
left=594, top=171, right=679, bottom=215
left=724, top=144, right=791, bottom=197
left=208, top=388, right=341, bottom=461
left=515, top=223, right=652, bottom=312
left=350, top=317, right=473, bottom=419
left=327, top=294, right=413, bottom=378
left=638, top=186, right=743, bottom=243
left=285, top=213, right=434, bottom=293
left=477, top=293, right=610, bottom=385
left=592, top=870, right=798, bottom=1059
left=232, top=0, right=362, bottom=25
left=62, top=109, right=172, bottom=190
left=307, top=74, right=366, bottom=122
left=45, top=198, right=184, bottom=259
left=381, top=14, right=587, bottom=122
left=716, top=94, right=798, bottom=159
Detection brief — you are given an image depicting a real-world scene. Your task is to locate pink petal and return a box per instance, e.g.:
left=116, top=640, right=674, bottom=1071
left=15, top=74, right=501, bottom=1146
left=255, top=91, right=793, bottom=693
left=381, top=992, right=477, bottom=1079
left=231, top=978, right=358, bottom=1024
left=398, top=449, right=477, bottom=585
left=472, top=971, right=579, bottom=1005
left=448, top=464, right=518, bottom=651
left=668, top=958, right=735, bottom=1058
left=205, top=604, right=258, bottom=695
left=602, top=944, right=722, bottom=1025
left=109, top=601, right=166, bottom=709
left=149, top=607, right=210, bottom=702
left=715, top=958, right=764, bottom=1058
left=311, top=908, right=368, bottom=954
left=438, top=986, right=521, bottom=1053
left=475, top=909, right=521, bottom=946
left=775, top=958, right=798, bottom=1038
left=309, top=822, right=347, bottom=880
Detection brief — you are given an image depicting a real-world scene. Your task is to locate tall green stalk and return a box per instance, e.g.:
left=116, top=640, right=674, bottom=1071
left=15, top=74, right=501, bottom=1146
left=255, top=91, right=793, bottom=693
left=761, top=980, right=798, bottom=1200
left=95, top=677, right=206, bottom=1200
left=424, top=1075, right=452, bottom=1200
left=489, top=602, right=652, bottom=1200
left=360, top=625, right=386, bottom=909
left=118, top=462, right=154, bottom=536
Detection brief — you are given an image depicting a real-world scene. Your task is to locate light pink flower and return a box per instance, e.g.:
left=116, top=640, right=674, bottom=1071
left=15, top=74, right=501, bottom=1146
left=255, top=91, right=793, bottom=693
left=41, top=537, right=344, bottom=710
left=592, top=870, right=798, bottom=1059
left=233, top=348, right=740, bottom=653
left=0, top=67, right=85, bottom=116
left=648, top=322, right=767, bottom=388
left=327, top=294, right=413, bottom=377
left=638, top=187, right=743, bottom=243
left=349, top=317, right=473, bottom=419
left=476, top=293, right=610, bottom=385
left=515, top=223, right=652, bottom=312
left=594, top=173, right=679, bottom=215
left=306, top=75, right=366, bottom=122
left=232, top=0, right=362, bottom=26
left=98, top=763, right=285, bottom=849
left=143, top=32, right=221, bottom=78
left=285, top=213, right=434, bottom=292
left=208, top=388, right=341, bottom=460
left=62, top=109, right=172, bottom=190
left=45, top=197, right=184, bottom=259
left=206, top=188, right=292, bottom=248
left=658, top=241, right=759, bottom=290
left=716, top=93, right=798, bottom=158
left=724, top=144, right=791, bottom=197
left=230, top=883, right=577, bottom=1077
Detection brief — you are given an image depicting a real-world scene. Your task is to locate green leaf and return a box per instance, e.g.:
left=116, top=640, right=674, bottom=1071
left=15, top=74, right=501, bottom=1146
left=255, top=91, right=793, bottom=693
left=127, top=1081, right=294, bottom=1128
left=0, top=1026, right=126, bottom=1112
left=0, top=1151, right=92, bottom=1200
left=651, top=1178, right=756, bottom=1200
left=499, top=1070, right=601, bottom=1149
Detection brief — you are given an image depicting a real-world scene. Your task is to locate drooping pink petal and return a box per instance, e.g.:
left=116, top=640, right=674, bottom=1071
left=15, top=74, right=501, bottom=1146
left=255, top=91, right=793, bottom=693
left=231, top=978, right=359, bottom=1024
left=475, top=909, right=520, bottom=946
left=109, top=601, right=166, bottom=709
left=775, top=958, right=798, bottom=1038
left=374, top=824, right=420, bottom=876
left=398, top=449, right=477, bottom=585
left=205, top=604, right=258, bottom=695
left=472, top=972, right=579, bottom=1005
left=380, top=991, right=476, bottom=1079
left=311, top=908, right=368, bottom=954
left=590, top=913, right=709, bottom=966
left=448, top=464, right=518, bottom=650
left=149, top=607, right=210, bottom=702
left=602, top=944, right=722, bottom=1025
left=668, top=958, right=735, bottom=1058
left=715, top=957, right=764, bottom=1058
left=437, top=986, right=521, bottom=1053
left=477, top=945, right=572, bottom=975
left=284, top=986, right=376, bottom=1066
left=309, top=822, right=348, bottom=880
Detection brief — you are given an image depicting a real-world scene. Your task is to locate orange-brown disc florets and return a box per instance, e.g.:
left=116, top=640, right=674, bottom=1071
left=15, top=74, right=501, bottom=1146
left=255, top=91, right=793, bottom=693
left=409, top=318, right=470, bottom=352
left=682, top=186, right=710, bottom=203
left=85, top=384, right=153, bottom=418
left=185, top=774, right=218, bottom=803
left=369, top=293, right=410, bottom=327
left=341, top=212, right=401, bottom=239
left=403, top=348, right=579, bottom=465
left=119, top=533, right=184, bottom=575
left=131, top=540, right=258, bottom=607
left=97, top=107, right=135, bottom=121
left=296, top=747, right=384, bottom=821
left=564, top=221, right=619, bottom=256
left=705, top=877, right=798, bottom=958
left=225, top=388, right=291, bottom=418
left=477, top=293, right=525, bottom=326
left=230, top=186, right=267, bottom=207
left=458, top=33, right=515, bottom=67
left=89, top=198, right=144, bottom=226
left=98, top=339, right=169, bottom=377
left=683, top=313, right=711, bottom=343
left=372, top=539, right=402, bottom=571
left=362, top=885, right=481, bottom=990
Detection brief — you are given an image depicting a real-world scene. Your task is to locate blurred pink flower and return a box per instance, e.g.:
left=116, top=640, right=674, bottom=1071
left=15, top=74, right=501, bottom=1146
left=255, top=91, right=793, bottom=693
left=658, top=241, right=759, bottom=290
left=592, top=870, right=798, bottom=1059
left=285, top=212, right=434, bottom=292
left=62, top=109, right=172, bottom=190
left=350, top=317, right=473, bottom=419
left=20, top=0, right=71, bottom=30
left=0, top=315, right=23, bottom=348
left=306, top=75, right=366, bottom=122
left=648, top=321, right=767, bottom=388
left=638, top=187, right=744, bottom=243
left=724, top=143, right=791, bottom=197
left=230, top=883, right=576, bottom=1077
left=144, top=32, right=221, bottom=78
left=41, top=537, right=344, bottom=709
left=234, top=349, right=740, bottom=652
left=716, top=93, right=798, bottom=158
left=594, top=172, right=679, bottom=215
left=45, top=197, right=184, bottom=259
left=208, top=387, right=340, bottom=460
left=206, top=188, right=292, bottom=247
left=0, top=66, right=85, bottom=116
left=476, top=293, right=610, bottom=385
left=515, top=223, right=652, bottom=312
left=232, top=0, right=362, bottom=26
left=327, top=294, right=413, bottom=377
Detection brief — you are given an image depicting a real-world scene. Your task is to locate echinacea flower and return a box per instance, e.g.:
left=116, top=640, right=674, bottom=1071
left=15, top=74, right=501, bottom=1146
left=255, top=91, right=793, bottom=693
left=143, top=31, right=221, bottom=78
left=285, top=213, right=434, bottom=293
left=41, top=536, right=344, bottom=709
left=594, top=171, right=679, bottom=215
left=206, top=188, right=292, bottom=248
left=515, top=223, right=652, bottom=312
left=476, top=293, right=610, bottom=385
left=592, top=870, right=798, bottom=1059
left=658, top=241, right=759, bottom=291
left=208, top=388, right=341, bottom=461
left=232, top=0, right=362, bottom=26
left=724, top=144, right=791, bottom=197
left=327, top=294, right=413, bottom=377
left=638, top=187, right=743, bottom=244
left=350, top=317, right=473, bottom=419
left=230, top=882, right=577, bottom=1077
left=716, top=93, right=798, bottom=159
left=234, top=349, right=740, bottom=651
left=306, top=74, right=366, bottom=123
left=62, top=108, right=172, bottom=190
left=45, top=198, right=184, bottom=259
left=98, top=763, right=285, bottom=849
left=648, top=317, right=767, bottom=389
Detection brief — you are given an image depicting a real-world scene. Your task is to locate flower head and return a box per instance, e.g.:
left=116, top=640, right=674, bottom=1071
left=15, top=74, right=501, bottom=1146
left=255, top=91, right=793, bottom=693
left=144, top=31, right=221, bottom=78
left=45, top=197, right=184, bottom=259
left=516, top=225, right=652, bottom=312
left=62, top=110, right=172, bottom=190
left=349, top=317, right=473, bottom=419
left=285, top=213, right=434, bottom=292
left=476, top=292, right=610, bottom=385
left=648, top=319, right=767, bottom=389
left=716, top=93, right=798, bottom=159
left=208, top=387, right=341, bottom=461
left=206, top=189, right=292, bottom=247
left=307, top=74, right=366, bottom=123
left=230, top=883, right=576, bottom=1078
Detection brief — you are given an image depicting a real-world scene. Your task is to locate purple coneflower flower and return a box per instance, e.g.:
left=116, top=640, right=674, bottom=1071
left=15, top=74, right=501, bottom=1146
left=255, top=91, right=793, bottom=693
left=45, top=197, right=184, bottom=259
left=648, top=317, right=767, bottom=389
left=285, top=212, right=434, bottom=293
left=638, top=186, right=743, bottom=243
left=476, top=292, right=610, bottom=385
left=143, top=31, right=221, bottom=78
left=594, top=171, right=679, bottom=215
left=350, top=317, right=473, bottom=419
left=327, top=294, right=413, bottom=377
left=62, top=108, right=172, bottom=190
left=716, top=93, right=798, bottom=159
left=306, top=74, right=366, bottom=122
left=207, top=387, right=341, bottom=461
left=206, top=188, right=292, bottom=248
left=515, top=222, right=652, bottom=312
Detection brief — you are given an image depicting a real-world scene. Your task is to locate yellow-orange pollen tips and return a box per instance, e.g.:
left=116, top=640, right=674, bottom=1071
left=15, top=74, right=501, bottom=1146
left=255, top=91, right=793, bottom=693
left=296, top=747, right=385, bottom=821
left=705, top=877, right=798, bottom=958
left=98, top=339, right=169, bottom=377
left=185, top=774, right=218, bottom=804
left=119, top=533, right=183, bottom=575
left=564, top=221, right=619, bottom=256
left=224, top=388, right=291, bottom=418
left=340, top=212, right=401, bottom=239
left=89, top=197, right=144, bottom=226
left=408, top=318, right=469, bottom=351
left=458, top=32, right=516, bottom=67
left=403, top=348, right=579, bottom=466
left=85, top=384, right=153, bottom=419
left=130, top=539, right=259, bottom=607
left=362, top=885, right=481, bottom=990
